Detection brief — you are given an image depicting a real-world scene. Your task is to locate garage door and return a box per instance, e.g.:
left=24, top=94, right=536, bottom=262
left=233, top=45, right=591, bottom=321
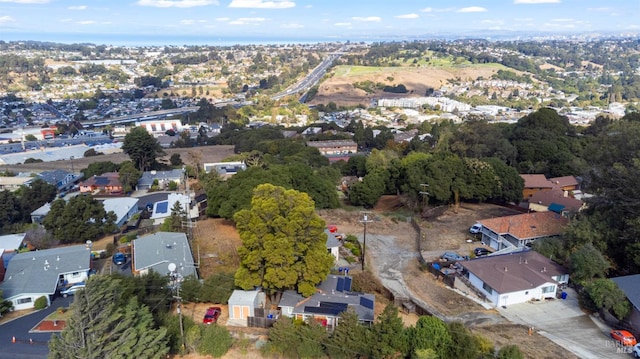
left=242, top=306, right=250, bottom=319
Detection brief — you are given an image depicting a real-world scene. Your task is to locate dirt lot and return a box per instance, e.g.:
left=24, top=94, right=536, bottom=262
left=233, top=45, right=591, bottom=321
left=308, top=65, right=503, bottom=107
left=0, top=145, right=236, bottom=174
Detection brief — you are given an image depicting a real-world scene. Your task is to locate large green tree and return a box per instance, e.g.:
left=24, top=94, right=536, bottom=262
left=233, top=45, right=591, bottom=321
left=42, top=195, right=116, bottom=244
left=122, top=126, right=165, bottom=171
left=118, top=161, right=142, bottom=193
left=49, top=276, right=169, bottom=359
left=234, top=184, right=334, bottom=298
left=408, top=316, right=452, bottom=359
left=17, top=178, right=57, bottom=221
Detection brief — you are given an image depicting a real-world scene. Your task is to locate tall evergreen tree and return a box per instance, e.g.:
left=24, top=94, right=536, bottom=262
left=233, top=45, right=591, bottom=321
left=122, top=126, right=165, bottom=171
left=234, top=184, right=334, bottom=298
left=49, top=276, right=169, bottom=359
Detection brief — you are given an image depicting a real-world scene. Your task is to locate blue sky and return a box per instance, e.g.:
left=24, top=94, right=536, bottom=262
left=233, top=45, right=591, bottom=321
left=0, top=0, right=638, bottom=44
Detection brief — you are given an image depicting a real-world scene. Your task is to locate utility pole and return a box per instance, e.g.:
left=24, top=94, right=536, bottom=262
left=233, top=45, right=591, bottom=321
left=359, top=212, right=373, bottom=270
left=419, top=183, right=429, bottom=215
left=168, top=263, right=184, bottom=352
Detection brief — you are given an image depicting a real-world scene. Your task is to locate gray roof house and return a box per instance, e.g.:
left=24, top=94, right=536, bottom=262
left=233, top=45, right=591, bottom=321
left=0, top=233, right=27, bottom=252
left=102, top=197, right=139, bottom=227
left=137, top=169, right=184, bottom=190
left=0, top=245, right=92, bottom=310
left=132, top=232, right=196, bottom=279
left=279, top=274, right=375, bottom=330
left=30, top=203, right=51, bottom=224
left=611, top=274, right=640, bottom=335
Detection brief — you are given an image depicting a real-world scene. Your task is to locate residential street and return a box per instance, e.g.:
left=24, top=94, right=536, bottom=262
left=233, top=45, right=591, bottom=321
left=0, top=296, right=71, bottom=359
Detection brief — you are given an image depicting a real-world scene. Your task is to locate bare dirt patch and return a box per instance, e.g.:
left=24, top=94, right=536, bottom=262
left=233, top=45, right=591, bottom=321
left=309, top=65, right=504, bottom=107
left=192, top=218, right=242, bottom=278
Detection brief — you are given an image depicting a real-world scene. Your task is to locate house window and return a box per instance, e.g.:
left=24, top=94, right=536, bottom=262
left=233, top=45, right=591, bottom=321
left=542, top=286, right=555, bottom=293
left=72, top=272, right=81, bottom=278
left=482, top=282, right=493, bottom=294
left=17, top=297, right=32, bottom=304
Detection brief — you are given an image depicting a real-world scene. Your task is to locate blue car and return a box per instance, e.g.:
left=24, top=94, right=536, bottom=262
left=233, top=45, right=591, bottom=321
left=112, top=252, right=126, bottom=265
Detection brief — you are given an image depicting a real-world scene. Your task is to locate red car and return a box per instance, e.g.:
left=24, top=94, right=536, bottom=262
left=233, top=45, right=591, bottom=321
left=203, top=307, right=221, bottom=324
left=611, top=330, right=637, bottom=346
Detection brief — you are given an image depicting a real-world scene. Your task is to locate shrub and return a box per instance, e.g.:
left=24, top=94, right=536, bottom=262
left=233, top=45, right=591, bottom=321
left=34, top=296, right=48, bottom=310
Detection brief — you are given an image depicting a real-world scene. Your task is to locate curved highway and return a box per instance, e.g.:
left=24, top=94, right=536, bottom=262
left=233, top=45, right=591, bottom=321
left=272, top=50, right=345, bottom=101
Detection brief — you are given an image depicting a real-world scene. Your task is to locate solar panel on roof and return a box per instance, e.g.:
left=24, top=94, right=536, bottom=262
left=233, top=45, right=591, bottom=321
left=360, top=296, right=374, bottom=309
left=156, top=201, right=169, bottom=214
left=344, top=277, right=352, bottom=292
left=305, top=306, right=345, bottom=316
left=336, top=277, right=344, bottom=292
left=95, top=177, right=109, bottom=185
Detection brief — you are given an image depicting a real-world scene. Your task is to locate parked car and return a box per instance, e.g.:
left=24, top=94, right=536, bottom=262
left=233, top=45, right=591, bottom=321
left=203, top=307, right=221, bottom=324
left=469, top=224, right=482, bottom=234
left=60, top=283, right=86, bottom=298
left=611, top=330, right=637, bottom=346
left=441, top=252, right=467, bottom=262
left=112, top=252, right=126, bottom=265
left=474, top=247, right=491, bottom=257
left=633, top=343, right=640, bottom=358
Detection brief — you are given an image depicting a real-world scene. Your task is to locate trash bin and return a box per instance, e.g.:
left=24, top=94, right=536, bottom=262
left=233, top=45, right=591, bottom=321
left=561, top=291, right=567, bottom=300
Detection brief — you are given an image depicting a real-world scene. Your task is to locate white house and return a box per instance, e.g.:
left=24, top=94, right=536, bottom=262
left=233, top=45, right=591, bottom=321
left=0, top=245, right=92, bottom=310
left=0, top=233, right=27, bottom=253
left=461, top=250, right=569, bottom=307
left=149, top=193, right=193, bottom=225
left=325, top=229, right=341, bottom=264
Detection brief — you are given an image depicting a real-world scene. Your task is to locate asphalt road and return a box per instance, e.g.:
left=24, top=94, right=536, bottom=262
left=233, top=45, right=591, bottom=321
left=0, top=296, right=72, bottom=359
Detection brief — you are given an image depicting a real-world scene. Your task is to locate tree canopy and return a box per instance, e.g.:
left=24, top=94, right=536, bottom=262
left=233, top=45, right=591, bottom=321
left=233, top=184, right=334, bottom=297
left=42, top=195, right=116, bottom=244
left=49, top=276, right=169, bottom=359
left=122, top=126, right=165, bottom=171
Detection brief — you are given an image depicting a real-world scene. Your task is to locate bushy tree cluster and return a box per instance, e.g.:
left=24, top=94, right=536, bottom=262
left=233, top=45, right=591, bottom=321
left=0, top=179, right=56, bottom=234
left=42, top=195, right=116, bottom=244
left=265, top=304, right=512, bottom=359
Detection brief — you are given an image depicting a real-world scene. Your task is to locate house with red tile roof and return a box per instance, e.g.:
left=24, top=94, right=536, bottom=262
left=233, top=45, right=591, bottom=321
left=461, top=250, right=569, bottom=307
left=477, top=211, right=569, bottom=251
left=520, top=174, right=554, bottom=199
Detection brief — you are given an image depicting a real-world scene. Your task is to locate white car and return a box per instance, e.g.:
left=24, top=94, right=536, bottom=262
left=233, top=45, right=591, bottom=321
left=60, top=283, right=85, bottom=298
left=633, top=343, right=640, bottom=358
left=469, top=224, right=482, bottom=234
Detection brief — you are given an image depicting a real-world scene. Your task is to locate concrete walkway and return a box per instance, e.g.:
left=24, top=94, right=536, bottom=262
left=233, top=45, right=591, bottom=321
left=496, top=288, right=621, bottom=358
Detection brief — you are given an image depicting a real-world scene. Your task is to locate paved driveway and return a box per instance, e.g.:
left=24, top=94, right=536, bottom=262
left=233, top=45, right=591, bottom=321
left=0, top=296, right=72, bottom=359
left=496, top=288, right=625, bottom=358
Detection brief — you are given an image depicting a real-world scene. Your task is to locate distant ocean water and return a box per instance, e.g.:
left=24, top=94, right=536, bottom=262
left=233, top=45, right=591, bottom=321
left=0, top=32, right=382, bottom=46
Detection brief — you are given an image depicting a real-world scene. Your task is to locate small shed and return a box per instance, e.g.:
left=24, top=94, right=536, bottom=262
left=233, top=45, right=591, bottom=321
left=228, top=290, right=265, bottom=322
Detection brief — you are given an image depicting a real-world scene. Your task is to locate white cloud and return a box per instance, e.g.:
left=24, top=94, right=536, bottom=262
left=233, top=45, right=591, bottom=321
left=514, top=0, right=560, bottom=3
left=137, top=0, right=218, bottom=8
left=0, top=0, right=49, bottom=3
left=395, top=13, right=418, bottom=19
left=352, top=16, right=381, bottom=22
left=280, top=23, right=303, bottom=28
left=481, top=19, right=504, bottom=25
left=334, top=22, right=351, bottom=27
left=215, top=17, right=229, bottom=21
left=458, top=6, right=487, bottom=13
left=587, top=7, right=609, bottom=12
left=60, top=18, right=72, bottom=23
left=68, top=5, right=87, bottom=10
left=77, top=20, right=96, bottom=25
left=229, top=17, right=266, bottom=25
left=420, top=7, right=432, bottom=13
left=551, top=18, right=572, bottom=22
left=0, top=15, right=15, bottom=24
left=228, top=0, right=294, bottom=9
left=305, top=4, right=311, bottom=8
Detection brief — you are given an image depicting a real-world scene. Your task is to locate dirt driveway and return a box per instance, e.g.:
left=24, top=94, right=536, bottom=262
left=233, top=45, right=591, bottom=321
left=319, top=197, right=576, bottom=359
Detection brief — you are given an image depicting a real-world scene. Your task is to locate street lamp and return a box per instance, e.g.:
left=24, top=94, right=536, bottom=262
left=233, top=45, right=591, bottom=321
left=359, top=213, right=373, bottom=270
